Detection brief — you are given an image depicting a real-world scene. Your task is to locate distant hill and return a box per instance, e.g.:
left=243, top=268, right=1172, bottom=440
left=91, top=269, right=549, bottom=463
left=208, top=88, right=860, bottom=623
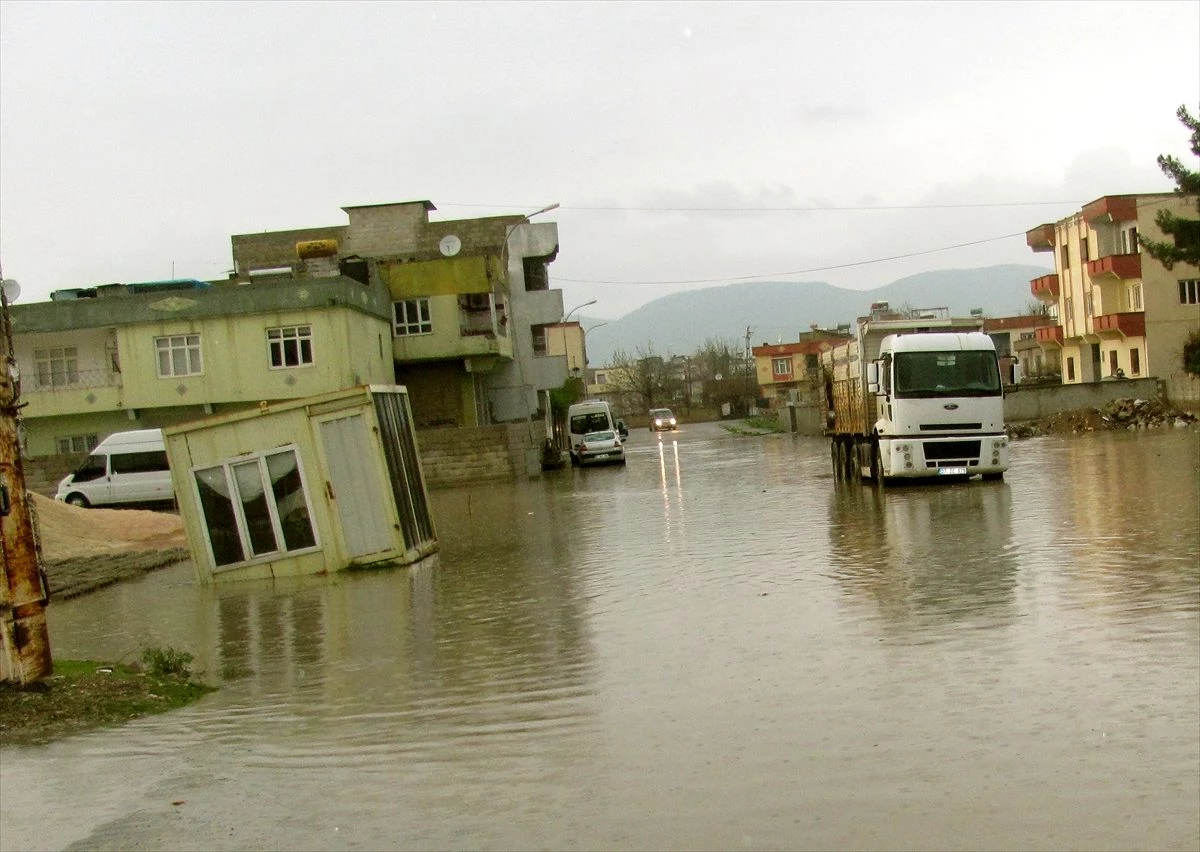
left=580, top=264, right=1051, bottom=365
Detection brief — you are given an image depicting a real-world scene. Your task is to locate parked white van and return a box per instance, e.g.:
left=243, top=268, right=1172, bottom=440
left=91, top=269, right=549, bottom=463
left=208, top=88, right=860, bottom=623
left=566, top=400, right=617, bottom=465
left=55, top=429, right=174, bottom=508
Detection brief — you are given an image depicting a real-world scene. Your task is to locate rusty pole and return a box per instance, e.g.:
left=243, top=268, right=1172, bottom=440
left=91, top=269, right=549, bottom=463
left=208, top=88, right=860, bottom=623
left=0, top=274, right=53, bottom=684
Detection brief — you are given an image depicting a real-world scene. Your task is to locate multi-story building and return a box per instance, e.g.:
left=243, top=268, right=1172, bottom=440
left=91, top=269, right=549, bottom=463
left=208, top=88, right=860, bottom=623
left=1025, top=193, right=1199, bottom=384
left=11, top=201, right=568, bottom=477
left=752, top=328, right=852, bottom=408
left=982, top=313, right=1059, bottom=384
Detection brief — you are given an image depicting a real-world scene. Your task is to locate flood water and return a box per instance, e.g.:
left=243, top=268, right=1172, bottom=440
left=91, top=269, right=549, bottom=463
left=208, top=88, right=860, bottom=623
left=2, top=422, right=1198, bottom=851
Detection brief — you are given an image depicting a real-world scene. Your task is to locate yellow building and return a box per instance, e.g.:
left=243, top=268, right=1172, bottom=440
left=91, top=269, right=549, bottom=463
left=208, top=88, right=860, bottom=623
left=1026, top=193, right=1199, bottom=384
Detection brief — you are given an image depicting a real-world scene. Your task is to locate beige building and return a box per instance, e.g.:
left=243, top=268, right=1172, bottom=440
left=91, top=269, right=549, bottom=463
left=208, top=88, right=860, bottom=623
left=1026, top=193, right=1199, bottom=384
left=11, top=201, right=569, bottom=478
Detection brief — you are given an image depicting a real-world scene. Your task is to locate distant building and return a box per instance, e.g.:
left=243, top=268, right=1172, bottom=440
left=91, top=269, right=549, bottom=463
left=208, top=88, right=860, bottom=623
left=982, top=314, right=1059, bottom=384
left=1026, top=193, right=1199, bottom=385
left=752, top=328, right=852, bottom=409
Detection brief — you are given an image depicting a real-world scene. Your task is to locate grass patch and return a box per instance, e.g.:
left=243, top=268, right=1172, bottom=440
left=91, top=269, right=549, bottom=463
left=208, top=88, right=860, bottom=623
left=0, top=652, right=214, bottom=747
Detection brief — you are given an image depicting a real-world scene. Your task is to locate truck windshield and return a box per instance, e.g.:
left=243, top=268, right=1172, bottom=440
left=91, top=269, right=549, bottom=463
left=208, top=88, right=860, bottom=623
left=893, top=351, right=1001, bottom=398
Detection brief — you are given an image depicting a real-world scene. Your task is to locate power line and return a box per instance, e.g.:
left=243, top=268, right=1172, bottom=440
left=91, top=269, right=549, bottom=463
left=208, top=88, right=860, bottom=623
left=436, top=200, right=1085, bottom=214
left=553, top=231, right=1030, bottom=286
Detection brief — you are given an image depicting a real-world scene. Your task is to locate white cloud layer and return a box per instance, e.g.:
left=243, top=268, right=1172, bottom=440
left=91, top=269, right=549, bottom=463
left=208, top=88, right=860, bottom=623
left=1, top=1, right=1196, bottom=317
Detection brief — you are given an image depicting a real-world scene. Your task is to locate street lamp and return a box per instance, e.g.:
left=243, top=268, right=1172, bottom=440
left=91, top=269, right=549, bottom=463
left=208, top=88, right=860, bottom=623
left=563, top=299, right=597, bottom=322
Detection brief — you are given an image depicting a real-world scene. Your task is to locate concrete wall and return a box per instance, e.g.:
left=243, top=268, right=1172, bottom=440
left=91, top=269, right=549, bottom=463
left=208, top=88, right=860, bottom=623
left=416, top=423, right=535, bottom=487
left=1001, top=378, right=1162, bottom=422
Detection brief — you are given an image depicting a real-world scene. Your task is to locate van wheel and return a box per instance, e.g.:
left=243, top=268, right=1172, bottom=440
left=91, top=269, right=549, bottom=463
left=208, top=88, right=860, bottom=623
left=65, top=493, right=90, bottom=508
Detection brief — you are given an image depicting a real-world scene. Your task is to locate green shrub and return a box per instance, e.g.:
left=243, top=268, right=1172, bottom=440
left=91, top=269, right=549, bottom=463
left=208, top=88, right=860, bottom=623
left=1184, top=329, right=1200, bottom=377
left=141, top=646, right=194, bottom=679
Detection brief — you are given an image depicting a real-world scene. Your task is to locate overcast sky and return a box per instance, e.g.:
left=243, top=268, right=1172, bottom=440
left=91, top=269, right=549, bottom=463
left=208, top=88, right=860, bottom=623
left=2, top=1, right=1197, bottom=318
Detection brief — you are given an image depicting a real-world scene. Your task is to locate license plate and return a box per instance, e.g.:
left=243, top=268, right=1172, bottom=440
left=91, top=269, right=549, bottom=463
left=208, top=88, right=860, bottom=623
left=937, top=466, right=968, bottom=476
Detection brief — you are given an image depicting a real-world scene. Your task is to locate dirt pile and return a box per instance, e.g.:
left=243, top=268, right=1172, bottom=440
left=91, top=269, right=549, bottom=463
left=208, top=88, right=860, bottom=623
left=29, top=494, right=187, bottom=563
left=1008, top=397, right=1198, bottom=438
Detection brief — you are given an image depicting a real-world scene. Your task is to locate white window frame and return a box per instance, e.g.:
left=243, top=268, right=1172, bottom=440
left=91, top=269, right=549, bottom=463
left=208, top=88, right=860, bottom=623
left=267, top=325, right=314, bottom=369
left=772, top=357, right=793, bottom=376
left=34, top=346, right=79, bottom=388
left=1180, top=279, right=1199, bottom=306
left=393, top=298, right=432, bottom=336
left=192, top=445, right=320, bottom=572
left=56, top=434, right=99, bottom=455
left=155, top=334, right=203, bottom=377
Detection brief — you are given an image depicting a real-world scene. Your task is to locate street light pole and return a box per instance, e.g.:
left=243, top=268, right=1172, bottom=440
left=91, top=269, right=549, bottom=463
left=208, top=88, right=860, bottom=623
left=562, top=299, right=597, bottom=323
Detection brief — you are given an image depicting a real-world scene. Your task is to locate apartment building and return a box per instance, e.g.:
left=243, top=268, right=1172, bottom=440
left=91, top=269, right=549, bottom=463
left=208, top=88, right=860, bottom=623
left=1025, top=193, right=1199, bottom=384
left=752, top=328, right=852, bottom=408
left=11, top=201, right=568, bottom=476
left=981, top=313, right=1059, bottom=384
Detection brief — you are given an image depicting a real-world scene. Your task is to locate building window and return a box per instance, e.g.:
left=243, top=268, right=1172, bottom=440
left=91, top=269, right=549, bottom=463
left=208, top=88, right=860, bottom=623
left=34, top=347, right=79, bottom=388
left=1129, top=226, right=1139, bottom=253
left=1066, top=357, right=1076, bottom=382
left=1180, top=279, right=1199, bottom=305
left=155, top=334, right=202, bottom=377
left=1129, top=283, right=1143, bottom=311
left=1080, top=237, right=1089, bottom=262
left=531, top=325, right=548, bottom=356
left=193, top=447, right=318, bottom=569
left=596, top=373, right=608, bottom=385
left=1084, top=291, right=1094, bottom=317
left=393, top=298, right=432, bottom=336
left=772, top=357, right=793, bottom=377
left=523, top=257, right=550, bottom=292
left=1130, top=348, right=1141, bottom=376
left=1061, top=245, right=1070, bottom=269
left=1108, top=350, right=1119, bottom=377
left=56, top=434, right=98, bottom=455
left=267, top=325, right=313, bottom=368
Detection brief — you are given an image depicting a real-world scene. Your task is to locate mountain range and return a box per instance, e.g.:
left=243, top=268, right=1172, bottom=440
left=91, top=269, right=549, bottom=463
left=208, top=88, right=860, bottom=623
left=577, top=264, right=1052, bottom=366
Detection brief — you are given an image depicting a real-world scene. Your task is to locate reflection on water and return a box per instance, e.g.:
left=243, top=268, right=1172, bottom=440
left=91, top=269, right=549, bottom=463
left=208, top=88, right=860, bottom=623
left=827, top=479, right=1018, bottom=632
left=2, top=425, right=1197, bottom=852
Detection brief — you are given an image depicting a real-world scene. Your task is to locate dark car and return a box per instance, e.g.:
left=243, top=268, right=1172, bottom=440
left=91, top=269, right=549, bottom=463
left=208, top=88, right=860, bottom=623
left=648, top=408, right=678, bottom=432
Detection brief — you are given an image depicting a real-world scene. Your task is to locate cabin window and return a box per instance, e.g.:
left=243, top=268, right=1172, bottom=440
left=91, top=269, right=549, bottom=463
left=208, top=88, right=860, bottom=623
left=193, top=446, right=318, bottom=570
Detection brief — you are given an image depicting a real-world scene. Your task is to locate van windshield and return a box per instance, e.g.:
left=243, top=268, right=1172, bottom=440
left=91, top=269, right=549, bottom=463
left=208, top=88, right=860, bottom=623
left=72, top=455, right=107, bottom=482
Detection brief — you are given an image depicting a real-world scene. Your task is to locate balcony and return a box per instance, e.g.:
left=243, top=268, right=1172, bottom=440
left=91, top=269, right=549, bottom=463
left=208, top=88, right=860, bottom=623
left=1082, top=195, right=1137, bottom=224
left=20, top=369, right=124, bottom=418
left=1035, top=325, right=1064, bottom=347
left=1030, top=273, right=1060, bottom=301
left=1026, top=224, right=1056, bottom=252
left=1093, top=311, right=1145, bottom=339
left=1087, top=253, right=1141, bottom=282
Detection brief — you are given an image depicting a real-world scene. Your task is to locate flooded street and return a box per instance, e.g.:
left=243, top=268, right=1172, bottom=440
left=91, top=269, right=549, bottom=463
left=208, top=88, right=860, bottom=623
left=2, top=422, right=1198, bottom=851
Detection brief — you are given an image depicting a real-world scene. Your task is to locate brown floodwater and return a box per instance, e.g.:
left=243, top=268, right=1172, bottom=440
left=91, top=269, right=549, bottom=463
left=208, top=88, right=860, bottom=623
left=2, top=422, right=1198, bottom=851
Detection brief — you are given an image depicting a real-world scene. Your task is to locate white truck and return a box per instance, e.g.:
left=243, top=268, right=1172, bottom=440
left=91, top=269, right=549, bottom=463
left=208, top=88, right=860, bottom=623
left=822, top=303, right=1009, bottom=483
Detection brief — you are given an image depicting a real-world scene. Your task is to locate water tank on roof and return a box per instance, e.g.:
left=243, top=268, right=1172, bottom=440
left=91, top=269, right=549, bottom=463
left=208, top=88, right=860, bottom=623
left=297, top=239, right=339, bottom=259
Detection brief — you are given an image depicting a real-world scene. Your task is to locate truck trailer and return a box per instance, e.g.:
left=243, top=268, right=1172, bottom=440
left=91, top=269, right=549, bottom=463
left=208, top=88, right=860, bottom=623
left=822, top=303, right=1009, bottom=483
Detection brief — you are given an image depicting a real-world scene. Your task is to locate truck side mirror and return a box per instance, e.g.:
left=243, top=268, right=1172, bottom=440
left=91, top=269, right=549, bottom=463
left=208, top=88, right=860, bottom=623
left=866, top=361, right=881, bottom=394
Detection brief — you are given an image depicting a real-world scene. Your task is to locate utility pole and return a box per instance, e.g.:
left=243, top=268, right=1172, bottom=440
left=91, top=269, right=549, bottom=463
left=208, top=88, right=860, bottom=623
left=0, top=272, right=53, bottom=685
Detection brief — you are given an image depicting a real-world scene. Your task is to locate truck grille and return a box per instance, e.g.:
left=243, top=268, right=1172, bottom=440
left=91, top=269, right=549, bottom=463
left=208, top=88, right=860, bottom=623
left=920, top=423, right=981, bottom=431
left=923, top=440, right=981, bottom=461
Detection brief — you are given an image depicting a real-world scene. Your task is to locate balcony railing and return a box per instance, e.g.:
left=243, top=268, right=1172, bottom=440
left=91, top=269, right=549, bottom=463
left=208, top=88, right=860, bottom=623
left=22, top=368, right=122, bottom=394
left=1035, top=325, right=1064, bottom=347
left=1030, top=273, right=1060, bottom=301
left=1087, top=253, right=1141, bottom=281
left=1093, top=311, right=1145, bottom=339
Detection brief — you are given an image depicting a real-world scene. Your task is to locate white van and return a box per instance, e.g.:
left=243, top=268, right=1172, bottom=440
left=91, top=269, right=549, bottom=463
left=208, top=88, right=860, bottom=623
left=566, top=400, right=617, bottom=465
left=55, top=428, right=174, bottom=508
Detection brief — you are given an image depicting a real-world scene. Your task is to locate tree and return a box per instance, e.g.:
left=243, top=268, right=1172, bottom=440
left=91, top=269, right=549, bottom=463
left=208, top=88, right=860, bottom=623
left=606, top=344, right=672, bottom=412
left=1139, top=104, right=1200, bottom=269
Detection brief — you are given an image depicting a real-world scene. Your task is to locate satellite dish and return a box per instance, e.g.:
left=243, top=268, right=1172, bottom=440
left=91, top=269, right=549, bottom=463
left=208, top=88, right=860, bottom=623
left=439, top=235, right=462, bottom=257
left=1, top=279, right=20, bottom=303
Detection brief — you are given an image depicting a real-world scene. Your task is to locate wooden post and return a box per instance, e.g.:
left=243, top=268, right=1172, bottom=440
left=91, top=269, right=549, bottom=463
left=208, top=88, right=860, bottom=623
left=0, top=279, right=53, bottom=684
